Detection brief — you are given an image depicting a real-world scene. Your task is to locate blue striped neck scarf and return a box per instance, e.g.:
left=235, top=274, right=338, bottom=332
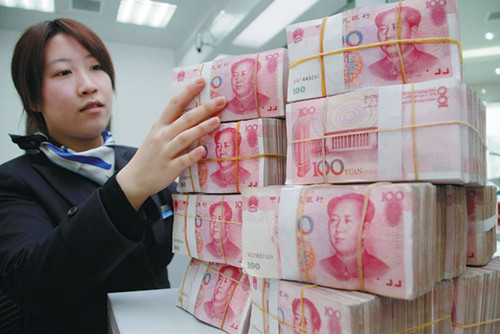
left=37, top=130, right=116, bottom=185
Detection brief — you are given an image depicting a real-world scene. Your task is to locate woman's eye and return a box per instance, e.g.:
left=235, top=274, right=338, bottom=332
left=91, top=64, right=103, bottom=71
left=55, top=70, right=70, bottom=77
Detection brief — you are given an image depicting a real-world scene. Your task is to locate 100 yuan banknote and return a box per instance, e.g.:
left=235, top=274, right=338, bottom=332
left=177, top=259, right=251, bottom=334
left=241, top=183, right=437, bottom=299
left=286, top=0, right=461, bottom=102
left=249, top=276, right=381, bottom=334
left=173, top=194, right=243, bottom=267
left=286, top=79, right=484, bottom=185
left=172, top=48, right=288, bottom=122
left=178, top=118, right=286, bottom=193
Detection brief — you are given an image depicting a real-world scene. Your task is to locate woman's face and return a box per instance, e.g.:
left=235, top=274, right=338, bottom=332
left=41, top=33, right=112, bottom=151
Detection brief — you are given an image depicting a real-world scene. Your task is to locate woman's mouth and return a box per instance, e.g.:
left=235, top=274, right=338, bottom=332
left=80, top=101, right=104, bottom=112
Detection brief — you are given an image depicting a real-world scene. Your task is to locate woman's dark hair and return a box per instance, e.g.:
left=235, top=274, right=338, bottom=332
left=11, top=18, right=115, bottom=135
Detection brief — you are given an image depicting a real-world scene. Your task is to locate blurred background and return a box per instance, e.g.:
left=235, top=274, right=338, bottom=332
left=0, top=0, right=499, bottom=286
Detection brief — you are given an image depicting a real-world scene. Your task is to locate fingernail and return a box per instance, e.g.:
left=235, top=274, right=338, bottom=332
left=209, top=116, right=220, bottom=127
left=195, top=77, right=205, bottom=85
left=214, top=96, right=226, bottom=106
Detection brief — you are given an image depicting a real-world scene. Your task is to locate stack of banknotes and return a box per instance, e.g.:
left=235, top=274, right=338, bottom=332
left=286, top=0, right=461, bottom=102
left=452, top=257, right=500, bottom=333
left=172, top=46, right=289, bottom=333
left=177, top=118, right=286, bottom=193
left=240, top=183, right=466, bottom=300
left=170, top=0, right=495, bottom=332
left=172, top=194, right=243, bottom=267
left=249, top=277, right=454, bottom=333
left=177, top=258, right=251, bottom=334
left=465, top=186, right=498, bottom=266
left=286, top=78, right=486, bottom=186
left=172, top=48, right=288, bottom=122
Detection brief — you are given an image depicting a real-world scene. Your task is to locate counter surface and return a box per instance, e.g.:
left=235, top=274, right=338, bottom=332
left=108, top=288, right=224, bottom=334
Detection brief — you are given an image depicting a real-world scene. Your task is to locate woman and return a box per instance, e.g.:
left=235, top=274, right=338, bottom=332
left=0, top=18, right=225, bottom=333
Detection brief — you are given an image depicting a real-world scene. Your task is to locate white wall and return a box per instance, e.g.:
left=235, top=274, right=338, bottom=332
left=107, top=41, right=173, bottom=148
left=0, top=28, right=189, bottom=288
left=0, top=29, right=26, bottom=162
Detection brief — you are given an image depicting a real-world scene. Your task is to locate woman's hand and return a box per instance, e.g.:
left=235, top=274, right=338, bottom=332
left=116, top=78, right=224, bottom=210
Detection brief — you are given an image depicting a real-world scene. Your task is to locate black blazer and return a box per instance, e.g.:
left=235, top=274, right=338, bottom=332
left=0, top=146, right=175, bottom=334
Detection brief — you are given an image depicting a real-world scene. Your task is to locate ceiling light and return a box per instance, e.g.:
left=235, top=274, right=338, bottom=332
left=496, top=68, right=500, bottom=75
left=232, top=0, right=321, bottom=48
left=480, top=89, right=486, bottom=94
left=209, top=10, right=245, bottom=40
left=463, top=46, right=500, bottom=59
left=485, top=32, right=495, bottom=40
left=0, top=0, right=54, bottom=12
left=116, top=0, right=177, bottom=28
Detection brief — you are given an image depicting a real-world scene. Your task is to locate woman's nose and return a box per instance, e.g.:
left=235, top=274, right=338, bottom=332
left=78, top=74, right=98, bottom=95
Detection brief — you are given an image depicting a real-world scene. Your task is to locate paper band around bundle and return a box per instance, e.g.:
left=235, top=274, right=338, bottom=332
left=468, top=214, right=498, bottom=233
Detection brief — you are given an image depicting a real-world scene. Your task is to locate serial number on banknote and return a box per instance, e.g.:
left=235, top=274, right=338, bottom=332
left=247, top=252, right=274, bottom=260
left=293, top=74, right=320, bottom=84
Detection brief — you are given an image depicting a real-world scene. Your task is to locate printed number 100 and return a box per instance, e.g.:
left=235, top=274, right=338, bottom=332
left=293, top=86, right=305, bottom=95
left=247, top=262, right=261, bottom=270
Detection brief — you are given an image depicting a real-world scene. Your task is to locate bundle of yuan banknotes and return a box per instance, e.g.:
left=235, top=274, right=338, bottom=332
left=286, top=0, right=462, bottom=101
left=249, top=277, right=454, bottom=334
left=172, top=48, right=288, bottom=122
left=176, top=257, right=500, bottom=334
left=172, top=194, right=244, bottom=267
left=452, top=257, right=500, bottom=333
left=240, top=183, right=467, bottom=300
left=465, top=185, right=498, bottom=266
left=177, top=118, right=286, bottom=193
left=177, top=259, right=251, bottom=334
left=286, top=78, right=486, bottom=186
left=170, top=0, right=499, bottom=333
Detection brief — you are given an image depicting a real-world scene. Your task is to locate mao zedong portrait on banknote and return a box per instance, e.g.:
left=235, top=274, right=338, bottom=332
left=320, top=193, right=390, bottom=281
left=205, top=201, right=241, bottom=261
left=291, top=297, right=322, bottom=334
left=226, top=58, right=270, bottom=115
left=201, top=265, right=241, bottom=322
left=368, top=6, right=439, bottom=81
left=210, top=128, right=251, bottom=188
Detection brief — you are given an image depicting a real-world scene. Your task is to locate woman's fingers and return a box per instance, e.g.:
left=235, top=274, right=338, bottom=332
left=169, top=146, right=206, bottom=177
left=165, top=116, right=220, bottom=159
left=116, top=80, right=227, bottom=211
left=159, top=77, right=206, bottom=124
left=166, top=96, right=226, bottom=141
